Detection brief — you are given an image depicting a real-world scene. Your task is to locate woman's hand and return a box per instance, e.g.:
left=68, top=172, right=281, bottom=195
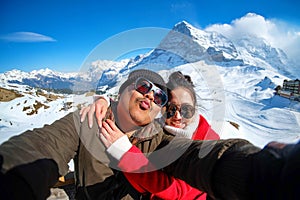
left=100, top=119, right=125, bottom=148
left=79, top=98, right=109, bottom=128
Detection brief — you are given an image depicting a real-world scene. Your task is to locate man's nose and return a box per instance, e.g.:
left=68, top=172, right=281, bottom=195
left=144, top=90, right=154, bottom=101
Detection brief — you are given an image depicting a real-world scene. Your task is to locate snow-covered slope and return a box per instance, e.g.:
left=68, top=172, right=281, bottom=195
left=0, top=83, right=94, bottom=143
left=162, top=61, right=300, bottom=148
left=217, top=64, right=300, bottom=147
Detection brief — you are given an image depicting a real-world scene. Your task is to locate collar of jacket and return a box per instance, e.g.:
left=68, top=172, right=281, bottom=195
left=163, top=113, right=199, bottom=139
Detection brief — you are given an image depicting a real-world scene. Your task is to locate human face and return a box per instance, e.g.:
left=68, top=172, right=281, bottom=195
left=117, top=83, right=162, bottom=131
left=165, top=87, right=195, bottom=129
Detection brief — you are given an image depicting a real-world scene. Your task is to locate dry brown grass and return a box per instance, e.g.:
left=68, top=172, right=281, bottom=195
left=38, top=92, right=63, bottom=102
left=0, top=87, right=23, bottom=102
left=59, top=102, right=73, bottom=111
left=1, top=86, right=73, bottom=116
left=25, top=100, right=50, bottom=115
left=0, top=86, right=63, bottom=103
left=228, top=121, right=240, bottom=130
left=25, top=90, right=64, bottom=102
left=85, top=91, right=95, bottom=97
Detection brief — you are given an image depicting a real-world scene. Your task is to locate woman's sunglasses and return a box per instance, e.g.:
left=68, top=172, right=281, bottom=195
left=134, top=77, right=168, bottom=107
left=166, top=103, right=195, bottom=119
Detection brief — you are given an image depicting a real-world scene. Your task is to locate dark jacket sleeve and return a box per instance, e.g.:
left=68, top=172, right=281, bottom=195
left=280, top=141, right=300, bottom=199
left=0, top=156, right=59, bottom=200
left=151, top=137, right=261, bottom=199
left=0, top=110, right=81, bottom=176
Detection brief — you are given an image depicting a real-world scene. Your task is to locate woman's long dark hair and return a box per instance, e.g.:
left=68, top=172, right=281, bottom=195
left=166, top=71, right=196, bottom=106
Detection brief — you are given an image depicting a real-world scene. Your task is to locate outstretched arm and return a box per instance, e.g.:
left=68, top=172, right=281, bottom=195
left=100, top=119, right=300, bottom=199
left=119, top=145, right=205, bottom=199
left=100, top=119, right=206, bottom=199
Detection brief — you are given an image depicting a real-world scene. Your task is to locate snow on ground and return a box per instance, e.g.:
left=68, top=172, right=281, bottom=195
left=173, top=62, right=300, bottom=148
left=0, top=86, right=94, bottom=143
left=217, top=64, right=300, bottom=147
left=221, top=92, right=300, bottom=147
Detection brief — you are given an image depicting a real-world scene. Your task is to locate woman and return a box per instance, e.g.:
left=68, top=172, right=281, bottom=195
left=162, top=71, right=219, bottom=141
left=80, top=71, right=220, bottom=199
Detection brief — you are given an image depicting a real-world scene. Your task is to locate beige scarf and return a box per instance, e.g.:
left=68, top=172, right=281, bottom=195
left=163, top=113, right=199, bottom=139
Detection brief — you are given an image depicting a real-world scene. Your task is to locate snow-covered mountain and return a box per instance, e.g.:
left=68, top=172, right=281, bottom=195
left=0, top=60, right=128, bottom=93
left=1, top=20, right=300, bottom=151
left=93, top=20, right=299, bottom=92
left=1, top=68, right=78, bottom=91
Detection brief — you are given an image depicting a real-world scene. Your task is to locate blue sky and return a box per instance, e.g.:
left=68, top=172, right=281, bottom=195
left=1, top=0, right=300, bottom=73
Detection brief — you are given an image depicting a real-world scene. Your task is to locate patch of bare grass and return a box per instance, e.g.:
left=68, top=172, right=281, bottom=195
left=24, top=100, right=50, bottom=115
left=0, top=87, right=23, bottom=102
left=228, top=121, right=240, bottom=130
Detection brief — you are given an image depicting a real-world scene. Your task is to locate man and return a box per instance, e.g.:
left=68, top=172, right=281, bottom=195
left=0, top=69, right=170, bottom=199
left=0, top=69, right=299, bottom=200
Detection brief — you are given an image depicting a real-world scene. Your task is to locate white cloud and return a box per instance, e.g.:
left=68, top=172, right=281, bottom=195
left=205, top=13, right=300, bottom=64
left=0, top=32, right=56, bottom=42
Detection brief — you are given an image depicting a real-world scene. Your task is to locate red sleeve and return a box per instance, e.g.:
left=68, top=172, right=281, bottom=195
left=192, top=115, right=220, bottom=140
left=119, top=146, right=205, bottom=199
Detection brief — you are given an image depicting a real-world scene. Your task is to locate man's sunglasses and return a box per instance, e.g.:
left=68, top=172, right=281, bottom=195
left=166, top=103, right=195, bottom=119
left=134, top=77, right=168, bottom=107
